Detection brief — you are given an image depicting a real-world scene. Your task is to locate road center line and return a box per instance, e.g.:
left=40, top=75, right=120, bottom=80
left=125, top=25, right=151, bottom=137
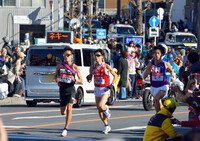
left=12, top=112, right=97, bottom=120
left=5, top=111, right=188, bottom=131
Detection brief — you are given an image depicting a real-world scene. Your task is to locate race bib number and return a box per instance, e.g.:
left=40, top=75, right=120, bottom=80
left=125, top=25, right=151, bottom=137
left=152, top=72, right=164, bottom=81
left=94, top=78, right=105, bottom=85
left=61, top=74, right=72, bottom=83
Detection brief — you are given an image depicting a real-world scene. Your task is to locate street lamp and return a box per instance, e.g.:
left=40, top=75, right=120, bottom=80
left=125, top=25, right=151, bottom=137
left=6, top=13, right=14, bottom=46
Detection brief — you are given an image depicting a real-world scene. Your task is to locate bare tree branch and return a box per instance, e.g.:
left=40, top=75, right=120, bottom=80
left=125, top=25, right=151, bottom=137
left=143, top=0, right=152, bottom=13
left=129, top=0, right=137, bottom=7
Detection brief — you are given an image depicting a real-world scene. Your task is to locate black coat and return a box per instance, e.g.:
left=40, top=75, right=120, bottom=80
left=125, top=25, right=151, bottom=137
left=117, top=57, right=128, bottom=87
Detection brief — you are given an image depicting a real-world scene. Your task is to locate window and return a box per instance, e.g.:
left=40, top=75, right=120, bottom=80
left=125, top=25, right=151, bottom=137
left=0, top=0, right=2, bottom=6
left=20, top=0, right=45, bottom=7
left=4, top=0, right=16, bottom=6
left=29, top=49, right=81, bottom=66
left=82, top=49, right=96, bottom=67
left=117, top=27, right=136, bottom=35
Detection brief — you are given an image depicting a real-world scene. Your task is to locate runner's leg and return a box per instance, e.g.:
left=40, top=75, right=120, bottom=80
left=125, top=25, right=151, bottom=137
left=95, top=93, right=109, bottom=125
left=154, top=90, right=166, bottom=113
left=64, top=103, right=73, bottom=129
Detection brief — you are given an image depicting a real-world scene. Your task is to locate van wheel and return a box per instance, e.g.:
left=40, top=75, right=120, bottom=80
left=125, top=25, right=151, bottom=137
left=74, top=88, right=84, bottom=108
left=107, top=86, right=116, bottom=105
left=26, top=100, right=37, bottom=107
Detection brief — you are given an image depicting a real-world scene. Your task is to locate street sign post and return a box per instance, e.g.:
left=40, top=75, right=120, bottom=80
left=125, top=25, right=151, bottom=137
left=149, top=27, right=159, bottom=45
left=96, top=29, right=106, bottom=39
left=157, top=8, right=164, bottom=29
left=149, top=16, right=159, bottom=27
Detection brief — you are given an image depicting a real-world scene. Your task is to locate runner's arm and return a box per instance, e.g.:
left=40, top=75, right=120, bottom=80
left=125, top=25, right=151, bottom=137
left=54, top=64, right=61, bottom=83
left=143, top=62, right=151, bottom=79
left=74, top=65, right=82, bottom=84
left=87, top=66, right=93, bottom=82
left=165, top=62, right=174, bottom=82
left=106, top=64, right=118, bottom=85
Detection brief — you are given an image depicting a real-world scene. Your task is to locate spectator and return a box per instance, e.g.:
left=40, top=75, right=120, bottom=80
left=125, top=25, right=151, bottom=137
left=143, top=98, right=183, bottom=141
left=128, top=51, right=140, bottom=98
left=150, top=40, right=156, bottom=49
left=127, top=41, right=136, bottom=55
left=142, top=42, right=151, bottom=58
left=2, top=36, right=14, bottom=57
left=9, top=52, right=26, bottom=97
left=117, top=51, right=129, bottom=99
left=73, top=34, right=82, bottom=44
left=112, top=49, right=121, bottom=69
left=0, top=119, right=8, bottom=141
left=13, top=44, right=21, bottom=62
left=0, top=48, right=12, bottom=83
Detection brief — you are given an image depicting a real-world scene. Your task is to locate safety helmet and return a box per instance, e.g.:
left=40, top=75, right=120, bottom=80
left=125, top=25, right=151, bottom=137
left=47, top=54, right=52, bottom=59
left=163, top=98, right=179, bottom=109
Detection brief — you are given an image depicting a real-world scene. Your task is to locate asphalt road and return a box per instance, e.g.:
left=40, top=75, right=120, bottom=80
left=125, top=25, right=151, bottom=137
left=0, top=98, right=193, bottom=141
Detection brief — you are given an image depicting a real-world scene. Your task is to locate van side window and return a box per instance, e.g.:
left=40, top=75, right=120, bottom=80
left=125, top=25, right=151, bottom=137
left=72, top=50, right=81, bottom=66
left=82, top=49, right=95, bottom=67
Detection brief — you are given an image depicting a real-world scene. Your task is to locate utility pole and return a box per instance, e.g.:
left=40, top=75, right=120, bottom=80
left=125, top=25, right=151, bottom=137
left=117, top=0, right=121, bottom=19
left=80, top=0, right=83, bottom=39
left=198, top=2, right=200, bottom=52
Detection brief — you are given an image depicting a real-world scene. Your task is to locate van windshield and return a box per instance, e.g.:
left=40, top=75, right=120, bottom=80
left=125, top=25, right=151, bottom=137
left=176, top=35, right=197, bottom=43
left=84, top=21, right=101, bottom=28
left=28, top=49, right=81, bottom=66
left=117, top=27, right=135, bottom=35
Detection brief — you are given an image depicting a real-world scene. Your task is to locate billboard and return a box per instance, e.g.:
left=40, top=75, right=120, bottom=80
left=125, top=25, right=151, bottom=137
left=46, top=31, right=73, bottom=43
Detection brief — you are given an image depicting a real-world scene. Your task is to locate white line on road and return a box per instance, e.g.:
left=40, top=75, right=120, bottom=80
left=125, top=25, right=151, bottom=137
left=12, top=112, right=97, bottom=120
left=4, top=126, right=26, bottom=128
left=113, top=126, right=147, bottom=131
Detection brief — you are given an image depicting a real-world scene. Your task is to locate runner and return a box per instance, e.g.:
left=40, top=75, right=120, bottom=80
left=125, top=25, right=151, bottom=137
left=87, top=49, right=117, bottom=134
left=144, top=45, right=174, bottom=113
left=55, top=46, right=82, bottom=137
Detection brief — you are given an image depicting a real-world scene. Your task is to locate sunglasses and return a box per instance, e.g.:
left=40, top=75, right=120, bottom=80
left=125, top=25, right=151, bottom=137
left=63, top=53, right=72, bottom=57
left=94, top=54, right=102, bottom=57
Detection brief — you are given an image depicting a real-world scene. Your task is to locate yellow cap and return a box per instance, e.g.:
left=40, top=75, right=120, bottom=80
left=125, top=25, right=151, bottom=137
left=163, top=98, right=179, bottom=109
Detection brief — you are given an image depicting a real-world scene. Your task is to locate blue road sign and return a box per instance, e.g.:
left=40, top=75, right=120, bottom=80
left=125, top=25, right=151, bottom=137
left=149, top=16, right=159, bottom=27
left=97, top=29, right=106, bottom=39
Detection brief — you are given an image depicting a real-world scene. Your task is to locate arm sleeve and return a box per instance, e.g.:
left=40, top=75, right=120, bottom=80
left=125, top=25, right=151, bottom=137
left=181, top=120, right=200, bottom=127
left=162, top=118, right=183, bottom=139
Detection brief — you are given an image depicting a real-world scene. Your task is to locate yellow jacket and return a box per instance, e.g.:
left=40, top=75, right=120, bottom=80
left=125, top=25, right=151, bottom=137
left=143, top=108, right=183, bottom=141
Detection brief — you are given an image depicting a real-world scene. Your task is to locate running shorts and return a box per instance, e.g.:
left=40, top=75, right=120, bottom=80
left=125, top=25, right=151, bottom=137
left=94, top=87, right=110, bottom=97
left=150, top=85, right=168, bottom=97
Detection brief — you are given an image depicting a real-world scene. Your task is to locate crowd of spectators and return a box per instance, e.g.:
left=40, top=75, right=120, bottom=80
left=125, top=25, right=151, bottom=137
left=0, top=36, right=27, bottom=98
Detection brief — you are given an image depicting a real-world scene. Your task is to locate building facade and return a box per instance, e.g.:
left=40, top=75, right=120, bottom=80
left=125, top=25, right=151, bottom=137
left=0, top=0, right=64, bottom=47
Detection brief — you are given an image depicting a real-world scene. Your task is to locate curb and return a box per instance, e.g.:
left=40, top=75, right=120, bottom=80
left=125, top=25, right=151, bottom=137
left=0, top=97, right=26, bottom=105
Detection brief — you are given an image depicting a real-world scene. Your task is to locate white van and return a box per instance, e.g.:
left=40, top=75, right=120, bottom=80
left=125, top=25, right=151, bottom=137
left=107, top=24, right=136, bottom=39
left=25, top=43, right=116, bottom=107
left=164, top=32, right=197, bottom=49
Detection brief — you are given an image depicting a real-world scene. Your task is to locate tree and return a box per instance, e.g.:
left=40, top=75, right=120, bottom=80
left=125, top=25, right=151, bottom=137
left=93, top=0, right=99, bottom=15
left=129, top=0, right=152, bottom=36
left=166, top=0, right=175, bottom=31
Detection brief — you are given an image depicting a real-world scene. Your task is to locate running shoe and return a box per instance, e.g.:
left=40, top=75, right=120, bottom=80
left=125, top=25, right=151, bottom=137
left=102, top=125, right=111, bottom=134
left=104, top=105, right=111, bottom=119
left=60, top=129, right=67, bottom=137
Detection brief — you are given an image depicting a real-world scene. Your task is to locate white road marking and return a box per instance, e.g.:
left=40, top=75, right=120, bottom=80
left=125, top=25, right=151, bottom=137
left=4, top=126, right=26, bottom=128
left=0, top=104, right=140, bottom=116
left=12, top=112, right=97, bottom=120
left=113, top=126, right=147, bottom=131
left=113, top=125, right=190, bottom=131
